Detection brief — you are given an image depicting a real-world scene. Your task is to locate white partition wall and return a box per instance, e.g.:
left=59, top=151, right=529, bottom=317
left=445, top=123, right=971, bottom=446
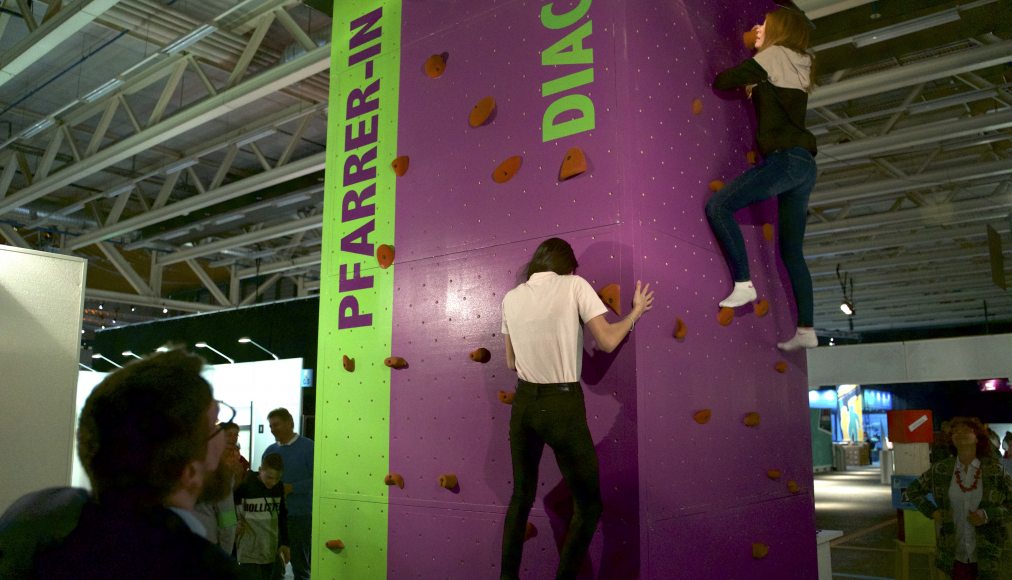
left=70, top=358, right=304, bottom=487
left=0, top=245, right=86, bottom=511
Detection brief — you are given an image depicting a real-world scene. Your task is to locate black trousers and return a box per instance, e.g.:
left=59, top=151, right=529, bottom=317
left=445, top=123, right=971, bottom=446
left=500, top=379, right=603, bottom=580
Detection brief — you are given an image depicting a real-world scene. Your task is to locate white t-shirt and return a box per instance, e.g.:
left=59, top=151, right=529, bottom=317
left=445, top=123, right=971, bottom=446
left=500, top=272, right=608, bottom=383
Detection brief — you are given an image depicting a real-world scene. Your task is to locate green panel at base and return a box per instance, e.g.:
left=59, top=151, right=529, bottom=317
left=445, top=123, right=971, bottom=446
left=903, top=510, right=937, bottom=546
left=316, top=498, right=389, bottom=578
left=315, top=0, right=402, bottom=576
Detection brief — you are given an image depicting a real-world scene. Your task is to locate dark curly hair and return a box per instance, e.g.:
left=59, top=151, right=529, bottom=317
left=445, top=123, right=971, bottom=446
left=946, top=416, right=992, bottom=459
left=77, top=349, right=213, bottom=508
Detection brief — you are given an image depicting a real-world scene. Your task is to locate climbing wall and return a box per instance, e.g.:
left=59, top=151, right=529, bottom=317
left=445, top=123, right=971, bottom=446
left=317, top=0, right=816, bottom=578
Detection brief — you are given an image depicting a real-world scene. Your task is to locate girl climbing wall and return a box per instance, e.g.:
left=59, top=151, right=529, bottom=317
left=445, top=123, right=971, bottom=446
left=705, top=4, right=819, bottom=351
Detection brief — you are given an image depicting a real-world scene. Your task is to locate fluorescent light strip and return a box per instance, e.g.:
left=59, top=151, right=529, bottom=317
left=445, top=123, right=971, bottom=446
left=162, top=24, right=218, bottom=55
left=82, top=78, right=124, bottom=103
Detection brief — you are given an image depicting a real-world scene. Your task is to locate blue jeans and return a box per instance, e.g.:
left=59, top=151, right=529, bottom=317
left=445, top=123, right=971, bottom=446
left=501, top=380, right=602, bottom=580
left=705, top=147, right=817, bottom=327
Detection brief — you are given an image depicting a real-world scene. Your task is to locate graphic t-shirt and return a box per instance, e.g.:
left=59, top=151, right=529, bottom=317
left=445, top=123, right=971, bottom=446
left=234, top=471, right=288, bottom=565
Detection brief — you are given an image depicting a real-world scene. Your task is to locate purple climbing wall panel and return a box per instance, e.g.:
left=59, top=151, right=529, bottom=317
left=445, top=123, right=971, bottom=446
left=387, top=0, right=816, bottom=578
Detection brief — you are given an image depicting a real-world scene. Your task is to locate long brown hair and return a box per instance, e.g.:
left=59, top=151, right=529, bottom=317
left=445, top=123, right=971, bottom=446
left=760, top=8, right=815, bottom=92
left=946, top=416, right=992, bottom=459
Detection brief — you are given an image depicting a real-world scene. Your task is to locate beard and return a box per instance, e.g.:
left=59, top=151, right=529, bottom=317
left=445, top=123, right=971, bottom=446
left=198, top=459, right=237, bottom=502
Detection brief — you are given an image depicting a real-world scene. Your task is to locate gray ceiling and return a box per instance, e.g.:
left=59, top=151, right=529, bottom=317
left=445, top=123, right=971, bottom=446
left=0, top=0, right=1009, bottom=339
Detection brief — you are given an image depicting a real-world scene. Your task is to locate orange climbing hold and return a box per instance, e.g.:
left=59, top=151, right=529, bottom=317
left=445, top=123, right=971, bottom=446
left=470, top=348, right=491, bottom=363
left=692, top=98, right=703, bottom=115
left=787, top=480, right=800, bottom=494
left=752, top=542, right=769, bottom=559
left=762, top=223, right=774, bottom=241
left=674, top=317, right=687, bottom=340
left=754, top=299, right=769, bottom=317
left=743, top=29, right=759, bottom=49
left=384, top=473, right=405, bottom=489
left=342, top=355, right=355, bottom=373
left=326, top=539, right=345, bottom=551
left=598, top=283, right=621, bottom=315
left=767, top=469, right=782, bottom=480
left=469, top=96, right=496, bottom=127
left=524, top=522, right=538, bottom=541
left=717, top=307, right=734, bottom=326
left=747, top=150, right=759, bottom=165
left=492, top=155, right=522, bottom=183
left=438, top=473, right=458, bottom=489
left=693, top=409, right=712, bottom=425
left=774, top=361, right=788, bottom=374
left=559, top=147, right=587, bottom=180
left=743, top=412, right=761, bottom=427
left=498, top=390, right=515, bottom=405
left=424, top=53, right=447, bottom=78
left=385, top=356, right=408, bottom=369
left=709, top=180, right=725, bottom=192
left=391, top=156, right=409, bottom=176
left=376, top=244, right=395, bottom=269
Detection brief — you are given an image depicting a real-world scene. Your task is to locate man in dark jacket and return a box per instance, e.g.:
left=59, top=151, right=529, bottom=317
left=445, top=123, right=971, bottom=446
left=1, top=349, right=240, bottom=579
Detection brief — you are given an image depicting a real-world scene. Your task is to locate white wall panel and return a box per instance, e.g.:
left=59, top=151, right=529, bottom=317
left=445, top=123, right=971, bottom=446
left=0, top=245, right=86, bottom=511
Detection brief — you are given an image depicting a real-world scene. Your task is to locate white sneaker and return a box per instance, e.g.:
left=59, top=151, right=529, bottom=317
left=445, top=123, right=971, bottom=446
left=718, top=281, right=756, bottom=308
left=777, top=328, right=818, bottom=351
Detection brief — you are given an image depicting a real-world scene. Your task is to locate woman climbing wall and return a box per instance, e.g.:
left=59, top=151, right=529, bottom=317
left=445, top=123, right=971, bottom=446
left=706, top=4, right=819, bottom=352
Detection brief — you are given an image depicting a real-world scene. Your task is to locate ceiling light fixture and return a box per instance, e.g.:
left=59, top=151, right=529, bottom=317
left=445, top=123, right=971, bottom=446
left=122, top=350, right=143, bottom=360
left=162, top=24, right=218, bottom=55
left=238, top=337, right=279, bottom=360
left=195, top=342, right=235, bottom=364
left=91, top=353, right=123, bottom=368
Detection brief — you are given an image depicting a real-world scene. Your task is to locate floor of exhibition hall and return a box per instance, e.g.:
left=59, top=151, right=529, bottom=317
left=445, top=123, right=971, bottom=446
left=815, top=466, right=933, bottom=580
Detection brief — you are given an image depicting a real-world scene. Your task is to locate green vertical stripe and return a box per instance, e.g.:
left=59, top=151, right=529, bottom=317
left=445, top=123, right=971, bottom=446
left=315, top=0, right=401, bottom=577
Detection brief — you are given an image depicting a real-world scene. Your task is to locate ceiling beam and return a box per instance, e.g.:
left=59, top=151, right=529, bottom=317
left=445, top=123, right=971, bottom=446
left=86, top=288, right=222, bottom=313
left=97, top=241, right=153, bottom=296
left=0, top=44, right=330, bottom=217
left=808, top=40, right=1012, bottom=109
left=235, top=251, right=322, bottom=280
left=159, top=214, right=323, bottom=266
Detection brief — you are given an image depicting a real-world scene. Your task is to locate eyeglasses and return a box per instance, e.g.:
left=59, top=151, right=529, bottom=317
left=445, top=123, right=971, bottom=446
left=208, top=400, right=237, bottom=440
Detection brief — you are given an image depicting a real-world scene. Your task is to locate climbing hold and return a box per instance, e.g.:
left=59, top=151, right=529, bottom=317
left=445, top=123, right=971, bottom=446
left=391, top=156, right=409, bottom=176
left=469, top=96, right=496, bottom=127
left=743, top=412, right=761, bottom=427
left=469, top=348, right=491, bottom=363
left=559, top=147, right=587, bottom=180
left=598, top=283, right=622, bottom=315
left=384, top=473, right=405, bottom=489
left=767, top=469, right=782, bottom=480
left=326, top=539, right=345, bottom=551
left=754, top=299, right=769, bottom=317
left=384, top=357, right=409, bottom=369
left=376, top=244, right=395, bottom=269
left=717, top=307, right=734, bottom=326
left=708, top=180, right=725, bottom=192
left=762, top=223, right=774, bottom=241
left=743, top=29, right=758, bottom=49
left=674, top=317, right=688, bottom=340
left=424, top=53, right=447, bottom=78
left=524, top=522, right=538, bottom=541
left=691, top=98, right=703, bottom=115
left=774, top=361, right=788, bottom=374
left=342, top=355, right=355, bottom=373
left=787, top=480, right=800, bottom=494
left=746, top=150, right=759, bottom=165
left=498, top=390, right=515, bottom=405
left=438, top=473, right=458, bottom=490
left=492, top=155, right=522, bottom=184
left=751, top=542, right=769, bottom=559
left=693, top=409, right=712, bottom=424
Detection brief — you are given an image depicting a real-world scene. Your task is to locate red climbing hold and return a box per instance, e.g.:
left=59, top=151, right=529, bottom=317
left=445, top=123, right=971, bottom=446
left=674, top=317, right=688, bottom=340
left=524, top=522, right=538, bottom=541
left=598, top=283, right=621, bottom=315
left=492, top=156, right=522, bottom=184
left=498, top=390, right=515, bottom=405
left=342, top=355, right=355, bottom=372
left=391, top=156, right=409, bottom=176
left=424, top=53, right=447, bottom=78
left=326, top=539, right=345, bottom=551
left=438, top=473, right=458, bottom=489
left=376, top=244, right=395, bottom=269
left=717, top=307, right=734, bottom=326
left=743, top=412, right=761, bottom=427
left=384, top=473, right=405, bottom=489
left=469, top=348, right=491, bottom=363
left=469, top=96, right=496, bottom=127
left=559, top=147, right=587, bottom=180
left=693, top=409, right=712, bottom=424
left=385, top=357, right=408, bottom=369
left=709, top=180, right=725, bottom=192
left=754, top=299, right=770, bottom=317
left=774, top=361, right=788, bottom=374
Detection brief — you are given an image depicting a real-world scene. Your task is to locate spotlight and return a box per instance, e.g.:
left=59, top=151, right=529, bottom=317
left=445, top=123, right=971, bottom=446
left=131, top=306, right=136, bottom=312
left=91, top=353, right=123, bottom=368
left=195, top=342, right=235, bottom=364
left=156, top=346, right=170, bottom=353
left=163, top=307, right=169, bottom=314
left=122, top=350, right=143, bottom=360
left=237, top=337, right=279, bottom=360
left=98, top=303, right=104, bottom=310
left=840, top=301, right=854, bottom=316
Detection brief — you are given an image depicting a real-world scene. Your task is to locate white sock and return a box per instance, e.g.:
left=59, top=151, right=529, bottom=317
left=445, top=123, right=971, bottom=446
left=777, top=328, right=818, bottom=351
left=718, top=281, right=756, bottom=308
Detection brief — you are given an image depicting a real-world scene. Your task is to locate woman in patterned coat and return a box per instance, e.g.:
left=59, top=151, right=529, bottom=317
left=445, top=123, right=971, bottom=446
left=906, top=417, right=1012, bottom=580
